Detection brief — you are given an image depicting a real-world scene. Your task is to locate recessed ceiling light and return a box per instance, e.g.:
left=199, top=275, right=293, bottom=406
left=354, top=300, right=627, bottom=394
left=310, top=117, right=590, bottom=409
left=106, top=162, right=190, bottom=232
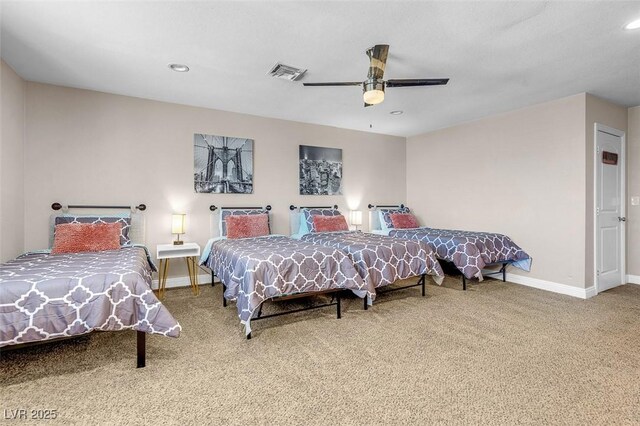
left=390, top=110, right=403, bottom=115
left=168, top=63, right=190, bottom=72
left=625, top=18, right=640, bottom=30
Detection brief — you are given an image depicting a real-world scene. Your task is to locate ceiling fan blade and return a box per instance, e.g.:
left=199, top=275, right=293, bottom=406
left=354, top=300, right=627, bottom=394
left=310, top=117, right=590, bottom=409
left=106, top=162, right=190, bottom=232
left=367, top=44, right=389, bottom=80
left=386, top=78, right=449, bottom=87
left=364, top=102, right=374, bottom=108
left=303, top=82, right=362, bottom=87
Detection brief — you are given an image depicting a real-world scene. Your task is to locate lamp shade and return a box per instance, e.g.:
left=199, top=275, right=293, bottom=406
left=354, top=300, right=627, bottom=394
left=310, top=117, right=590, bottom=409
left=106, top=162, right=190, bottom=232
left=171, top=214, right=186, bottom=235
left=363, top=89, right=384, bottom=105
left=349, top=210, right=363, bottom=226
left=363, top=80, right=385, bottom=105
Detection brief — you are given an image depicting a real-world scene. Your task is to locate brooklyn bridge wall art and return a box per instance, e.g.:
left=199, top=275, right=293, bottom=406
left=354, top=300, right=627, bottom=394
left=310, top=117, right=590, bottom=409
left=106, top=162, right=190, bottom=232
left=194, top=134, right=254, bottom=194
left=299, top=145, right=343, bottom=195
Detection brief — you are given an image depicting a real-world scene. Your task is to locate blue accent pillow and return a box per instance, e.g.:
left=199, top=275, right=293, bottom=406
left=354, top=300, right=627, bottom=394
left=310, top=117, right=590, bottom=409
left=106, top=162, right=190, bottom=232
left=299, top=212, right=310, bottom=235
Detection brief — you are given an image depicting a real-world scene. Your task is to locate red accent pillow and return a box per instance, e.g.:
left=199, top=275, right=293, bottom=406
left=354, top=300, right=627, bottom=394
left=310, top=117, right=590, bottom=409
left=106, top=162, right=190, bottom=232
left=52, top=223, right=122, bottom=254
left=313, top=215, right=349, bottom=232
left=390, top=213, right=419, bottom=229
left=226, top=214, right=270, bottom=239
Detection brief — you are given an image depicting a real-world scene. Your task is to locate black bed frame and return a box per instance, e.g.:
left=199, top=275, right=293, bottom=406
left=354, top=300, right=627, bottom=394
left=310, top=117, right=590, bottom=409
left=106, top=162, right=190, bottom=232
left=250, top=288, right=341, bottom=340
left=291, top=204, right=430, bottom=308
left=209, top=204, right=344, bottom=339
left=289, top=204, right=339, bottom=210
left=50, top=202, right=148, bottom=368
left=439, top=259, right=509, bottom=290
left=362, top=274, right=427, bottom=310
left=368, top=203, right=514, bottom=292
left=211, top=273, right=342, bottom=339
left=465, top=262, right=508, bottom=290
left=1, top=330, right=146, bottom=368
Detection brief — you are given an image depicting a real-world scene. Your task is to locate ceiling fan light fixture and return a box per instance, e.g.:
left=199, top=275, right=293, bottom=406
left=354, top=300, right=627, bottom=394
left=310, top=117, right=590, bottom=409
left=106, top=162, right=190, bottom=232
left=363, top=90, right=384, bottom=105
left=363, top=80, right=385, bottom=105
left=302, top=44, right=449, bottom=107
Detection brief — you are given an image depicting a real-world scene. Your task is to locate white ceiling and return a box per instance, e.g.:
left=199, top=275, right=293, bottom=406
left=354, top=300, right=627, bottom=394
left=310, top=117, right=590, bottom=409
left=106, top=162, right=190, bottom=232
left=1, top=1, right=639, bottom=137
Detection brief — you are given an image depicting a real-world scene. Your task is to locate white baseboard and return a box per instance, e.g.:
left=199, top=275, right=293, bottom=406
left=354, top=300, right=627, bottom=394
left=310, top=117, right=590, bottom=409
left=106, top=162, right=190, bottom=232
left=626, top=274, right=640, bottom=285
left=584, top=285, right=598, bottom=298
left=500, top=272, right=596, bottom=299
left=156, top=271, right=605, bottom=298
left=151, top=273, right=213, bottom=290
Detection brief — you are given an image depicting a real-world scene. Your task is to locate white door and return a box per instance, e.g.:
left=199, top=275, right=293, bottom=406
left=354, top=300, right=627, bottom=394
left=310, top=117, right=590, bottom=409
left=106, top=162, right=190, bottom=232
left=595, top=125, right=625, bottom=293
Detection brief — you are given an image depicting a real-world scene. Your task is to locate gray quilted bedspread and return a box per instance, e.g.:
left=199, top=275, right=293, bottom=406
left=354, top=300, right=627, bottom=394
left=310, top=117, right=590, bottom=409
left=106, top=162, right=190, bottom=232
left=389, top=228, right=532, bottom=280
left=0, top=247, right=181, bottom=347
left=300, top=231, right=444, bottom=289
left=204, top=236, right=373, bottom=334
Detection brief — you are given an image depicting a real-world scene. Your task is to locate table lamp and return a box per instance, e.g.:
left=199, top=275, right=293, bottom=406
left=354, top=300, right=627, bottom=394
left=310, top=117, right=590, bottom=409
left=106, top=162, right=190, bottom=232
left=349, top=210, right=362, bottom=231
left=171, top=213, right=186, bottom=245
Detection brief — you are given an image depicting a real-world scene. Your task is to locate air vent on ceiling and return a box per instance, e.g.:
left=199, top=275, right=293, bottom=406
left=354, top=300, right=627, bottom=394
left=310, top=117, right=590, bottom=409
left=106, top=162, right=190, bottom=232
left=268, top=63, right=307, bottom=81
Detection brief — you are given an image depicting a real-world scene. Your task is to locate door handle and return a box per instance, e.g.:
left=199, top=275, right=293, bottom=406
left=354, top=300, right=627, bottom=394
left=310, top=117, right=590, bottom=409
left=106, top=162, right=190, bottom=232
left=618, top=217, right=627, bottom=222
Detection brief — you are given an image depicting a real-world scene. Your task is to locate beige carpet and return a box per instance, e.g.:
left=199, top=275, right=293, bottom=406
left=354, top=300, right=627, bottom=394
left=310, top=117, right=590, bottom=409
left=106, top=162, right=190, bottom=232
left=2, top=278, right=640, bottom=425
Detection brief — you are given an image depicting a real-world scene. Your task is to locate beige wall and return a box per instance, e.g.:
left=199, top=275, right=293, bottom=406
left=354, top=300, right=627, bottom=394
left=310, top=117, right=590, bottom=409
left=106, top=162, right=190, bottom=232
left=584, top=94, right=628, bottom=286
left=628, top=106, right=640, bottom=277
left=0, top=59, right=25, bottom=262
left=407, top=94, right=587, bottom=288
left=9, top=78, right=637, bottom=289
left=23, top=82, right=406, bottom=278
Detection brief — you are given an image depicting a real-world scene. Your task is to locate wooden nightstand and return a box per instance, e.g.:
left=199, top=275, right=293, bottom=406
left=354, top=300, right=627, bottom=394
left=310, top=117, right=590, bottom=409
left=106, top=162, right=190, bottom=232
left=156, top=242, right=201, bottom=298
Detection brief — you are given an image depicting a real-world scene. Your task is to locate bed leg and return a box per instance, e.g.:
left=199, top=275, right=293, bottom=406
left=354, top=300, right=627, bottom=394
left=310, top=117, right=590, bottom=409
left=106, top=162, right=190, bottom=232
left=364, top=296, right=368, bottom=310
left=247, top=332, right=252, bottom=340
left=336, top=293, right=341, bottom=319
left=222, top=283, right=227, bottom=307
left=136, top=331, right=146, bottom=368
left=502, top=263, right=507, bottom=282
left=211, top=271, right=215, bottom=287
left=462, top=276, right=467, bottom=291
left=421, top=274, right=426, bottom=297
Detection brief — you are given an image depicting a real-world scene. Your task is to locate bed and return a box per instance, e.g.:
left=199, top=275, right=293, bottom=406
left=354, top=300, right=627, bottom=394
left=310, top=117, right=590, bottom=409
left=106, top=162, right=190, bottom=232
left=0, top=203, right=181, bottom=368
left=200, top=205, right=374, bottom=338
left=290, top=205, right=444, bottom=305
left=368, top=204, right=532, bottom=290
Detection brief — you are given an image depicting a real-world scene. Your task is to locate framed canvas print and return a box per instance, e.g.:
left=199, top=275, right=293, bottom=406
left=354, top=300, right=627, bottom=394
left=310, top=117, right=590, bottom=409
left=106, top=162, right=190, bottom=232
left=194, top=134, right=254, bottom=194
left=299, top=145, right=342, bottom=195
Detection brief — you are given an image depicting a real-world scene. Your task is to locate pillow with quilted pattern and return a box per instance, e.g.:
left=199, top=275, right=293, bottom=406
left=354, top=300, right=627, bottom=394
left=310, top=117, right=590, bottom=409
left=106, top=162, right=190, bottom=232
left=55, top=215, right=131, bottom=246
left=379, top=207, right=411, bottom=230
left=220, top=209, right=270, bottom=236
left=226, top=214, right=270, bottom=239
left=302, top=208, right=341, bottom=233
left=390, top=213, right=420, bottom=229
left=52, top=223, right=121, bottom=254
left=312, top=215, right=349, bottom=233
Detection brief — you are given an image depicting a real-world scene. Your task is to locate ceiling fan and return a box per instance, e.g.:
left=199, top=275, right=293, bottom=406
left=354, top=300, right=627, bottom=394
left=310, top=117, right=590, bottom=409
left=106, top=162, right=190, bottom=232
left=303, top=44, right=449, bottom=107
